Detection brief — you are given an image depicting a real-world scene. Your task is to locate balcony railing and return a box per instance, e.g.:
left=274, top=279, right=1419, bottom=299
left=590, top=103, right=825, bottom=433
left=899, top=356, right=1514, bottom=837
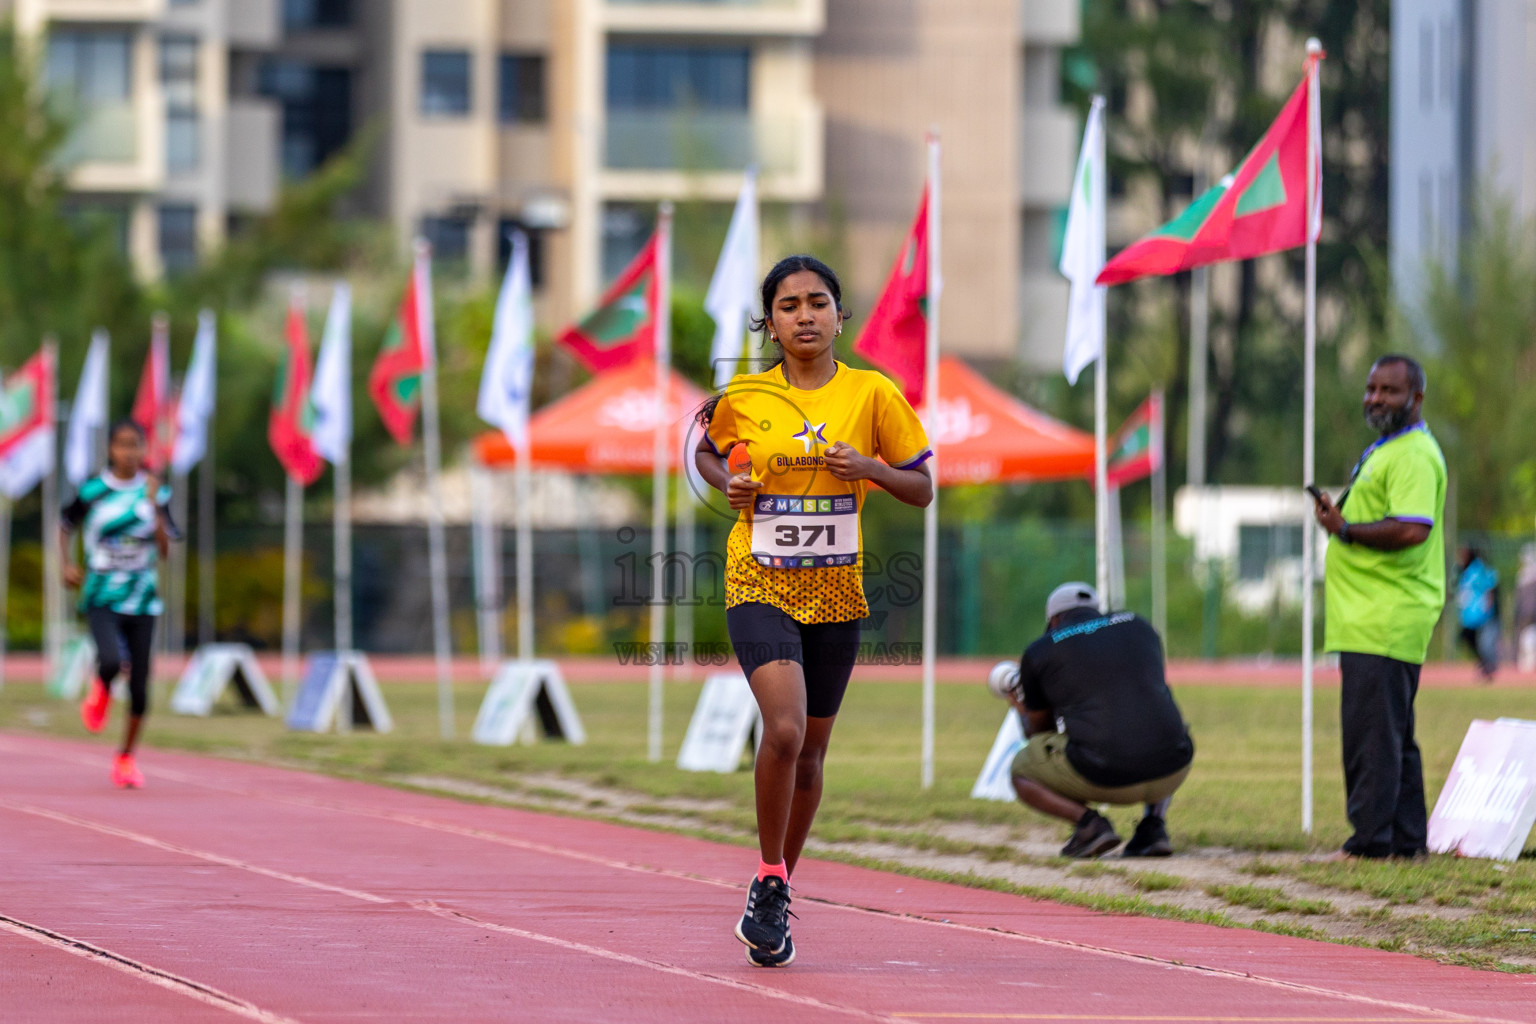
left=56, top=101, right=138, bottom=165
left=604, top=109, right=799, bottom=173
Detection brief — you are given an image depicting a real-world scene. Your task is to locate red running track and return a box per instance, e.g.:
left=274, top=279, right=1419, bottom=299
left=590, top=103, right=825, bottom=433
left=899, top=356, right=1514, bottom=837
left=3, top=732, right=1534, bottom=1024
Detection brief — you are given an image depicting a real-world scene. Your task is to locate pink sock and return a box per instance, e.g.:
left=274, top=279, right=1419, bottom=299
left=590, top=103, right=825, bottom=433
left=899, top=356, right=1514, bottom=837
left=757, top=859, right=788, bottom=882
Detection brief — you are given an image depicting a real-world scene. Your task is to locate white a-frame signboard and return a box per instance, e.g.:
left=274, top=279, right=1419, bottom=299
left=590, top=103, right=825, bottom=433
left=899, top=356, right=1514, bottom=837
left=677, top=673, right=761, bottom=773
left=472, top=659, right=586, bottom=746
left=971, top=711, right=1026, bottom=802
left=285, top=651, right=392, bottom=734
left=171, top=643, right=280, bottom=717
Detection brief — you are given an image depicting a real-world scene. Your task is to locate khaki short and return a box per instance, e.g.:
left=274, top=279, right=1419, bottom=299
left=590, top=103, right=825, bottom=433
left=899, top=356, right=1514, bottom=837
left=1010, top=731, right=1189, bottom=805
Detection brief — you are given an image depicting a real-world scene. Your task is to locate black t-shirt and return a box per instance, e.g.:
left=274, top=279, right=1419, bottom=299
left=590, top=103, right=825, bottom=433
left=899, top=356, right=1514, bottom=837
left=1019, top=608, right=1193, bottom=787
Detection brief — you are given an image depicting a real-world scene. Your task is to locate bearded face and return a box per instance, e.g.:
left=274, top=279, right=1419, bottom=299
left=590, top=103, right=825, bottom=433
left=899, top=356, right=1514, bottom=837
left=1362, top=362, right=1419, bottom=435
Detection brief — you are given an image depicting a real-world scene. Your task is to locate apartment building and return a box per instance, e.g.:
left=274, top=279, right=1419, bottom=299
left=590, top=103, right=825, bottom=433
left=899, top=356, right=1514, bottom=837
left=11, top=0, right=1083, bottom=365
left=8, top=0, right=281, bottom=278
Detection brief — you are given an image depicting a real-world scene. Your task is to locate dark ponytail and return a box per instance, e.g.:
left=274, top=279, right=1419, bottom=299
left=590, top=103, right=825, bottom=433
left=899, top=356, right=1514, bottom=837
left=697, top=254, right=850, bottom=426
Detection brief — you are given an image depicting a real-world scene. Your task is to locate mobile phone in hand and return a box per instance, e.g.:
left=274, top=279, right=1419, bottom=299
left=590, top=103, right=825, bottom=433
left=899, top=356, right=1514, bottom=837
left=1305, top=484, right=1325, bottom=506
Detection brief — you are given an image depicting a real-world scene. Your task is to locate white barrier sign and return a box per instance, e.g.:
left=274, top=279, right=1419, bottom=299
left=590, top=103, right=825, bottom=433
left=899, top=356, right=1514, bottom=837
left=171, top=644, right=280, bottom=717
left=677, top=673, right=760, bottom=773
left=46, top=635, right=96, bottom=700
left=472, top=660, right=586, bottom=746
left=971, top=711, right=1026, bottom=801
left=285, top=651, right=392, bottom=734
left=1428, top=718, right=1536, bottom=861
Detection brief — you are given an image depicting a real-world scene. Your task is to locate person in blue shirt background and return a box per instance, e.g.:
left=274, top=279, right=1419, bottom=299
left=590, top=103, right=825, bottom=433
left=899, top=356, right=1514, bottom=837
left=1456, top=546, right=1500, bottom=682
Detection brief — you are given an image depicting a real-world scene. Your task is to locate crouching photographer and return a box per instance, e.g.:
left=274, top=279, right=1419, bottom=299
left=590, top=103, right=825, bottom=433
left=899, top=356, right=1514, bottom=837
left=989, top=582, right=1194, bottom=859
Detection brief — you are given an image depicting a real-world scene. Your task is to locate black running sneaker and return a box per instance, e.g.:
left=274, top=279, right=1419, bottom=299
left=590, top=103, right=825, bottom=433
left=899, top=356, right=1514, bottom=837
left=1061, top=809, right=1121, bottom=859
left=1122, top=814, right=1173, bottom=857
left=746, top=923, right=795, bottom=967
left=735, top=874, right=791, bottom=954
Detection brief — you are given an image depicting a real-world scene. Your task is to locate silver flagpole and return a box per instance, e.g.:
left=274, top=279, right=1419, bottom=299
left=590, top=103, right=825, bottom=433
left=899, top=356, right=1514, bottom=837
left=920, top=132, right=941, bottom=789
left=0, top=498, right=10, bottom=691
left=42, top=338, right=61, bottom=676
left=1151, top=390, right=1168, bottom=641
left=198, top=418, right=216, bottom=645
left=168, top=472, right=188, bottom=654
left=647, top=204, right=674, bottom=763
left=416, top=240, right=456, bottom=739
left=281, top=473, right=303, bottom=707
left=1301, top=39, right=1323, bottom=833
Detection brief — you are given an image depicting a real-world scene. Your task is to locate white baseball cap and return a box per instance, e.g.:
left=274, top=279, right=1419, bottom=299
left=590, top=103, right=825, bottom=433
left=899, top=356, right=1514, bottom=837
left=1046, top=581, right=1101, bottom=621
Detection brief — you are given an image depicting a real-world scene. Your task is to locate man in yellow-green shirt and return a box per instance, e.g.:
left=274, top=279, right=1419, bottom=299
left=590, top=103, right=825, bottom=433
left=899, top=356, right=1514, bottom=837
left=1313, top=355, right=1446, bottom=860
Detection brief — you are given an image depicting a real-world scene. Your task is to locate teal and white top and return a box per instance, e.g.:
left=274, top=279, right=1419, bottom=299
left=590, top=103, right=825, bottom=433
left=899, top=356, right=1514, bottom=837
left=62, top=472, right=174, bottom=616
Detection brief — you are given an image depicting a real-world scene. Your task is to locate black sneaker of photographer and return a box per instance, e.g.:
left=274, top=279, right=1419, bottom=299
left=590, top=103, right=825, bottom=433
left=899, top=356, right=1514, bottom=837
left=1122, top=814, right=1173, bottom=857
left=1061, top=809, right=1121, bottom=859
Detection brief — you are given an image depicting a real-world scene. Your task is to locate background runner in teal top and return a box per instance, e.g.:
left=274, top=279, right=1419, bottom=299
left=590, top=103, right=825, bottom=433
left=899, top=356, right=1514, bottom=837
left=62, top=473, right=175, bottom=617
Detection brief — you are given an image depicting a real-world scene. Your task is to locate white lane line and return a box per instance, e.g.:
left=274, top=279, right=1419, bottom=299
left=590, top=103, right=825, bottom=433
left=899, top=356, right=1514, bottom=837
left=0, top=741, right=1516, bottom=1024
left=1, top=800, right=907, bottom=1024
left=0, top=914, right=308, bottom=1024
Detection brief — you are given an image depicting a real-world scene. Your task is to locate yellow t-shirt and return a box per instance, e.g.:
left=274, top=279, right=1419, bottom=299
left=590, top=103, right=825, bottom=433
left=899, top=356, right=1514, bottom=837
left=705, top=361, right=932, bottom=624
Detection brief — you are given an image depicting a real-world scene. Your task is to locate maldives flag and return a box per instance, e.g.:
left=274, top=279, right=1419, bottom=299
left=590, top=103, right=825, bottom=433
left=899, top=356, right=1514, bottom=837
left=132, top=318, right=174, bottom=472
left=1097, top=56, right=1322, bottom=286
left=0, top=348, right=54, bottom=458
left=269, top=300, right=324, bottom=485
left=557, top=231, right=660, bottom=373
left=854, top=191, right=929, bottom=406
left=370, top=260, right=429, bottom=444
left=1105, top=393, right=1164, bottom=488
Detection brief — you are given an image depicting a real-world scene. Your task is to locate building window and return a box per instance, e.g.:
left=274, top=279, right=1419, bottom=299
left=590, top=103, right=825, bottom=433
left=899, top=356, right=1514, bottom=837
left=63, top=200, right=131, bottom=255
left=498, top=54, right=546, bottom=124
left=258, top=59, right=353, bottom=178
left=283, top=0, right=352, bottom=29
left=421, top=51, right=471, bottom=117
left=606, top=43, right=749, bottom=110
left=421, top=216, right=471, bottom=265
left=161, top=35, right=199, bottom=173
left=47, top=29, right=135, bottom=162
left=159, top=204, right=198, bottom=274
left=600, top=203, right=653, bottom=281
left=496, top=220, right=546, bottom=288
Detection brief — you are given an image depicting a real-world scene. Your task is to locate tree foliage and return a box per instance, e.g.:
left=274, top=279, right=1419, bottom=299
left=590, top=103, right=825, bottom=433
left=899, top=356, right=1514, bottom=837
left=1418, top=196, right=1536, bottom=531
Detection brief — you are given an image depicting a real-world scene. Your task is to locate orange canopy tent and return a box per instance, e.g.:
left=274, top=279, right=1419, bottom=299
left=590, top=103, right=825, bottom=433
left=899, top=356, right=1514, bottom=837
left=924, top=356, right=1094, bottom=485
left=472, top=359, right=710, bottom=474
left=474, top=355, right=1094, bottom=484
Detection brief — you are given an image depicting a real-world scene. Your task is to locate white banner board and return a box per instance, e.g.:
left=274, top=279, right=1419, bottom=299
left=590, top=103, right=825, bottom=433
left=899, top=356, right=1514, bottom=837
left=170, top=644, right=279, bottom=717
left=677, top=673, right=761, bottom=773
left=1428, top=718, right=1536, bottom=861
left=472, top=659, right=586, bottom=746
left=285, top=651, right=392, bottom=734
left=971, top=711, right=1027, bottom=801
left=46, top=635, right=96, bottom=700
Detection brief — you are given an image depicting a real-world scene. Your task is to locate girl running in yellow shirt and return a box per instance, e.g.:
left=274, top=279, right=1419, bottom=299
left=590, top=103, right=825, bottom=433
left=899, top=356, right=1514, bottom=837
left=695, top=255, right=933, bottom=966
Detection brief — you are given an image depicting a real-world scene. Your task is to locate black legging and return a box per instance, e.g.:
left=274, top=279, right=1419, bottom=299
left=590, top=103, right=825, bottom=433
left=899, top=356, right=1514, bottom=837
left=86, top=608, right=157, bottom=717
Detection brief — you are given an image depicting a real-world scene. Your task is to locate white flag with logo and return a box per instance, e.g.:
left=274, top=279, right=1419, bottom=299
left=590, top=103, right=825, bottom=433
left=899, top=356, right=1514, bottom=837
left=1060, top=97, right=1106, bottom=386
left=311, top=282, right=352, bottom=465
left=171, top=312, right=217, bottom=476
left=705, top=170, right=759, bottom=388
left=478, top=231, right=535, bottom=449
left=65, top=329, right=109, bottom=485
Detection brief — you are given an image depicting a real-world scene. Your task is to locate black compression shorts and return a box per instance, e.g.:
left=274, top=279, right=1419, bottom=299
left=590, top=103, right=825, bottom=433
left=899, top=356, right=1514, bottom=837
left=726, top=602, right=861, bottom=718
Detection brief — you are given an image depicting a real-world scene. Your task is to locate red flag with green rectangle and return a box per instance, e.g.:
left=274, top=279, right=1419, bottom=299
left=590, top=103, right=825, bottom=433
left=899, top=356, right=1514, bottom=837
left=1105, top=393, right=1163, bottom=488
left=854, top=190, right=929, bottom=406
left=0, top=349, right=53, bottom=459
left=369, top=267, right=427, bottom=444
left=1097, top=56, right=1321, bottom=285
left=269, top=301, right=324, bottom=484
left=557, top=231, right=660, bottom=373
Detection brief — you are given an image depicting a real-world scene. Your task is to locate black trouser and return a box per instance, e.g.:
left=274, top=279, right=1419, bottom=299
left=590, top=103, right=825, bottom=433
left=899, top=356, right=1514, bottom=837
left=86, top=608, right=157, bottom=717
left=1339, top=651, right=1426, bottom=858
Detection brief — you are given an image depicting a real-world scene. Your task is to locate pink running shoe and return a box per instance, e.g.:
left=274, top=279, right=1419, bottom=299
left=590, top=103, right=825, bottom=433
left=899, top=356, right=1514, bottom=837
left=81, top=680, right=110, bottom=733
left=111, top=753, right=144, bottom=789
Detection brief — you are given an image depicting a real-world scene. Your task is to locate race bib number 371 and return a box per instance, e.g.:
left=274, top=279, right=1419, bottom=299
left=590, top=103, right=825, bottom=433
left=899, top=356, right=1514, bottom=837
left=750, top=495, right=859, bottom=568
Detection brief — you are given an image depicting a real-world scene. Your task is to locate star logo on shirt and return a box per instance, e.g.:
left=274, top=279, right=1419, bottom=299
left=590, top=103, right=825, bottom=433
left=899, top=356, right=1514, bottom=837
left=792, top=420, right=827, bottom=453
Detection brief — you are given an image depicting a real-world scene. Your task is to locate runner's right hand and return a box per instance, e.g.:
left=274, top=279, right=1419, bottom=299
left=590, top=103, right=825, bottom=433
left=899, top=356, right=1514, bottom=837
left=726, top=472, right=762, bottom=510
left=63, top=565, right=84, bottom=588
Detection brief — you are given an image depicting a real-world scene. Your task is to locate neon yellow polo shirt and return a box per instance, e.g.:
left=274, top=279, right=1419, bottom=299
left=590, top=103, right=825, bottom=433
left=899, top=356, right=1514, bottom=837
left=1323, top=423, right=1447, bottom=664
left=705, top=361, right=932, bottom=624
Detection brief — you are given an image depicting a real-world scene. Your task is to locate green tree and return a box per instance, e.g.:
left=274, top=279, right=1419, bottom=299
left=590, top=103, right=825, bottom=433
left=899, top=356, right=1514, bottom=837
left=1417, top=197, right=1536, bottom=531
